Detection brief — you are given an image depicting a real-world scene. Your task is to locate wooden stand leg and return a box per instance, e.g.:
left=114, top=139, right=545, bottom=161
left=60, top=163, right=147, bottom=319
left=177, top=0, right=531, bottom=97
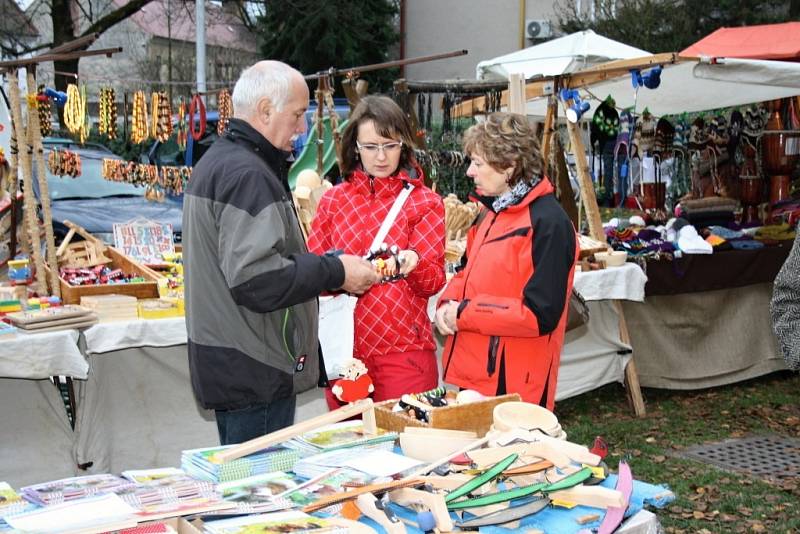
left=614, top=300, right=645, bottom=417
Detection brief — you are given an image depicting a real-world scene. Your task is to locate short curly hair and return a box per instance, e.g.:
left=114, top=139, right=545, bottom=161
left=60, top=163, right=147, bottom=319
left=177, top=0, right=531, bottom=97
left=462, top=112, right=543, bottom=188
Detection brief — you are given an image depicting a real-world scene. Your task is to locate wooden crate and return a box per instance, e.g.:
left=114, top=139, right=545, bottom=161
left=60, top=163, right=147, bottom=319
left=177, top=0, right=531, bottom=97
left=375, top=393, right=521, bottom=437
left=49, top=247, right=161, bottom=304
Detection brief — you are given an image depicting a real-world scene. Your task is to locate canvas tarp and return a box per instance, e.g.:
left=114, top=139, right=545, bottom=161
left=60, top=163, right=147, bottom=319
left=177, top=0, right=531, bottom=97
left=476, top=29, right=650, bottom=81
left=681, top=22, right=800, bottom=61
left=522, top=57, right=800, bottom=118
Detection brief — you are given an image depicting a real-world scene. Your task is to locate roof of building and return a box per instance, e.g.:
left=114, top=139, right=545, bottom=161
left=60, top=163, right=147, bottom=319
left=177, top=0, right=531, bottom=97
left=120, top=0, right=257, bottom=53
left=1, top=0, right=39, bottom=39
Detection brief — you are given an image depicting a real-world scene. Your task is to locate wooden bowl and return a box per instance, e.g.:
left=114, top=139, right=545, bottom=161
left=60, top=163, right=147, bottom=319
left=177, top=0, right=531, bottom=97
left=399, top=430, right=480, bottom=462
left=594, top=250, right=627, bottom=267
left=493, top=401, right=560, bottom=434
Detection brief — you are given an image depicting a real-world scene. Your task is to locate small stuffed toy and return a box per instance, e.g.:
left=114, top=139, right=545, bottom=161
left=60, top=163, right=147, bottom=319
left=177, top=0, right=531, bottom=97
left=331, top=358, right=374, bottom=403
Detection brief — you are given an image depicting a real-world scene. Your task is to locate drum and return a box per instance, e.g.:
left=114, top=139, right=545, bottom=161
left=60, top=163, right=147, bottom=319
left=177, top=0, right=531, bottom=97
left=641, top=182, right=666, bottom=210
left=770, top=175, right=791, bottom=206
left=762, top=103, right=800, bottom=176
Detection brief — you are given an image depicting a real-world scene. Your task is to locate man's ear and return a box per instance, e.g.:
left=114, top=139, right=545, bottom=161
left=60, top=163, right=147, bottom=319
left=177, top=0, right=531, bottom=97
left=256, top=97, right=273, bottom=123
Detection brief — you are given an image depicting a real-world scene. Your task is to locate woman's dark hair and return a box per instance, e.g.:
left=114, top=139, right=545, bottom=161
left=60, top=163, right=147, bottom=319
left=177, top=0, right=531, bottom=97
left=462, top=112, right=543, bottom=188
left=339, top=95, right=418, bottom=176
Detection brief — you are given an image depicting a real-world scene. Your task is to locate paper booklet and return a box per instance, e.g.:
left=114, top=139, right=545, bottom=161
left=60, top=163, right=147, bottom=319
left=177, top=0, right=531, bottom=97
left=203, top=510, right=347, bottom=534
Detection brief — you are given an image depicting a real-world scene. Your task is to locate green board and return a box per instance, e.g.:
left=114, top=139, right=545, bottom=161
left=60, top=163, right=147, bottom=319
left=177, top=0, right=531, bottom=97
left=289, top=117, right=349, bottom=190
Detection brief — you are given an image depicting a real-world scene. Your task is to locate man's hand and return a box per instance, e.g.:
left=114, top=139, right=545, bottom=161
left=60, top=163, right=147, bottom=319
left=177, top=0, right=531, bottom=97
left=435, top=300, right=459, bottom=335
left=338, top=254, right=381, bottom=295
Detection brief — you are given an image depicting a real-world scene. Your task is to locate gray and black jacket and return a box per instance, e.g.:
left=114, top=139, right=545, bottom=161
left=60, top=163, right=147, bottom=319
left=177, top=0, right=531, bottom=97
left=183, top=118, right=345, bottom=410
left=771, top=229, right=800, bottom=371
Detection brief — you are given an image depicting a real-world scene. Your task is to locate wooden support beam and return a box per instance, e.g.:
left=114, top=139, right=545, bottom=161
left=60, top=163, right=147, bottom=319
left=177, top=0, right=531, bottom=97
left=507, top=73, right=525, bottom=115
left=564, top=118, right=604, bottom=242
left=540, top=96, right=557, bottom=165
left=27, top=70, right=60, bottom=298
left=0, top=47, right=122, bottom=70
left=7, top=69, right=47, bottom=295
left=450, top=53, right=686, bottom=118
left=615, top=300, right=646, bottom=417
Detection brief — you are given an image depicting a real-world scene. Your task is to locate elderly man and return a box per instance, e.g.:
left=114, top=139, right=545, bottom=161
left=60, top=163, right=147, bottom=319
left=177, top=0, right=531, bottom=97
left=183, top=60, right=379, bottom=445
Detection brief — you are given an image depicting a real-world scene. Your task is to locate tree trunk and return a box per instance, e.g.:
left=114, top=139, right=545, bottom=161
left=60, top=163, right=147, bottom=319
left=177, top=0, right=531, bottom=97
left=50, top=0, right=78, bottom=129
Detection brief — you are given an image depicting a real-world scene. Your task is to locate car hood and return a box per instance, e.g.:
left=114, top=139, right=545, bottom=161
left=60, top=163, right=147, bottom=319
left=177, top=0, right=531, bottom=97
left=50, top=196, right=183, bottom=235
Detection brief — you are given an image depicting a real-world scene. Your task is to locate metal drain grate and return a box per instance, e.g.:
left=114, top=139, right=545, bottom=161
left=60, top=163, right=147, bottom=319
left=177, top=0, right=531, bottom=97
left=679, top=434, right=800, bottom=479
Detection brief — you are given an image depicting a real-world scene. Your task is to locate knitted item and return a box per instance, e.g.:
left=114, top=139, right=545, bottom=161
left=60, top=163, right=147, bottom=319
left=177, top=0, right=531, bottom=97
left=771, top=229, right=800, bottom=370
left=492, top=179, right=537, bottom=212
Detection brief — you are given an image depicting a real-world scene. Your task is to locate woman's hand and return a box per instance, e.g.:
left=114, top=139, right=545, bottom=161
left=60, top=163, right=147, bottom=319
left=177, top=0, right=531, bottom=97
left=435, top=300, right=459, bottom=335
left=383, top=250, right=419, bottom=277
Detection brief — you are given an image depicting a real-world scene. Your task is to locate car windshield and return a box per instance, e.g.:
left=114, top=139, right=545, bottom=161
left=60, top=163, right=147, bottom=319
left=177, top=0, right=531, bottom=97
left=45, top=149, right=144, bottom=200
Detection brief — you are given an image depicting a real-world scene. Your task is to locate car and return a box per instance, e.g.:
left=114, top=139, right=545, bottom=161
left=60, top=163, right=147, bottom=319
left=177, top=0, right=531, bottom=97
left=33, top=139, right=183, bottom=245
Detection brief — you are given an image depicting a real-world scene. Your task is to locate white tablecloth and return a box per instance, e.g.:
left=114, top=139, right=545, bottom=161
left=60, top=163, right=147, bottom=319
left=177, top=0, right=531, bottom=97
left=83, top=317, right=187, bottom=355
left=0, top=329, right=87, bottom=379
left=573, top=262, right=647, bottom=302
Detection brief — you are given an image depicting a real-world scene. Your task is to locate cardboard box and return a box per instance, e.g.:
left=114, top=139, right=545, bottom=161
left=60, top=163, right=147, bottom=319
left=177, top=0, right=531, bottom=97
left=375, top=393, right=521, bottom=437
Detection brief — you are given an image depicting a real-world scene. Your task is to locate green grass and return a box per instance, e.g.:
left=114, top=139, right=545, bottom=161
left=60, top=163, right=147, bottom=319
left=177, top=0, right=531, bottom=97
left=556, top=371, right=800, bottom=533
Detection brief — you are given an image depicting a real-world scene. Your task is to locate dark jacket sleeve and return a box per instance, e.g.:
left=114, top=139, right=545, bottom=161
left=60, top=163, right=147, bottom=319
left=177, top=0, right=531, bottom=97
left=522, top=195, right=577, bottom=334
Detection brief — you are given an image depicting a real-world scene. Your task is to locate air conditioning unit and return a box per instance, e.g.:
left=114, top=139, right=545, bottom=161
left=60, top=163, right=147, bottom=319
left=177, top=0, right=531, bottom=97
left=526, top=19, right=553, bottom=40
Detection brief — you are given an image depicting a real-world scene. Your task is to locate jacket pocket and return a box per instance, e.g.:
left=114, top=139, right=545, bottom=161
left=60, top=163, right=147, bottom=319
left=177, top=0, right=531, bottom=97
left=486, top=336, right=500, bottom=376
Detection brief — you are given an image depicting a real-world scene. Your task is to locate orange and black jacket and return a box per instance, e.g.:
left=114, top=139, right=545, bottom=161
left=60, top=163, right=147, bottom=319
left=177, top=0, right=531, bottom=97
left=440, top=179, right=578, bottom=409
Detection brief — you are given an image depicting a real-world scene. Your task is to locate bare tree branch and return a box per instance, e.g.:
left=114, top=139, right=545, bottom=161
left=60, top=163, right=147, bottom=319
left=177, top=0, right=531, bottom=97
left=81, top=0, right=157, bottom=40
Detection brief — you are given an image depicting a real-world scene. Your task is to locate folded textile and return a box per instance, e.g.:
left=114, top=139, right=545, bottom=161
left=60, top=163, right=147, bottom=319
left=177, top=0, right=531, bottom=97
left=678, top=225, right=713, bottom=254
left=708, top=225, right=744, bottom=240
left=730, top=239, right=764, bottom=250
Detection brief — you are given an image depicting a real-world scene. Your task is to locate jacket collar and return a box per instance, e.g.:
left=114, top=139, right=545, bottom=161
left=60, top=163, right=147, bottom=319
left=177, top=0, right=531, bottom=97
left=225, top=118, right=292, bottom=177
left=348, top=163, right=425, bottom=197
left=470, top=176, right=555, bottom=213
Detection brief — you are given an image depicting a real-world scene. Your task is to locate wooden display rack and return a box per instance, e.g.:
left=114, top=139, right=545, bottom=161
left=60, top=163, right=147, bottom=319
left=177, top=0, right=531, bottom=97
left=50, top=220, right=161, bottom=304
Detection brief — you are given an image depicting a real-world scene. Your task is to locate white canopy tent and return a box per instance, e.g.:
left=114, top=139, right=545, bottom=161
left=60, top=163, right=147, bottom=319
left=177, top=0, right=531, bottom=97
left=476, top=30, right=650, bottom=81
left=522, top=57, right=800, bottom=118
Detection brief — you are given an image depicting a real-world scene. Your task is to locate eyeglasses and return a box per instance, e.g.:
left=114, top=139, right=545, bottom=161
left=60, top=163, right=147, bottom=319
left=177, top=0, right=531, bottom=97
left=356, top=140, right=403, bottom=155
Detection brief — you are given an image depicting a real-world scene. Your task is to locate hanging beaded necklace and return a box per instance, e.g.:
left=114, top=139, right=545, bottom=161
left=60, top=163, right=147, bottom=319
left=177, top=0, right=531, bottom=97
left=131, top=90, right=149, bottom=144
left=189, top=94, right=206, bottom=141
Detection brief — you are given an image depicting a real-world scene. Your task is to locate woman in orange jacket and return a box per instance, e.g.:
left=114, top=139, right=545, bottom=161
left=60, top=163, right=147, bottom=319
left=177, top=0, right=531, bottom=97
left=434, top=113, right=578, bottom=410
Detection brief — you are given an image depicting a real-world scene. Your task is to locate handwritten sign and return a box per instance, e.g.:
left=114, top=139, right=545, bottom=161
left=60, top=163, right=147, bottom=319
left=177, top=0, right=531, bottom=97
left=113, top=220, right=174, bottom=264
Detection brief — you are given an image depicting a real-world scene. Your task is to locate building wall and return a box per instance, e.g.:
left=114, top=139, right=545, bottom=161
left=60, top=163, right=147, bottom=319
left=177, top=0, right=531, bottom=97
left=402, top=0, right=558, bottom=81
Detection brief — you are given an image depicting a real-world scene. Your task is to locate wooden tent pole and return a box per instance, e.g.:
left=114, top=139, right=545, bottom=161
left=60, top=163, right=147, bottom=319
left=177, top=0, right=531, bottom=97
left=8, top=69, right=46, bottom=294
left=507, top=73, right=525, bottom=115
left=27, top=70, right=60, bottom=297
left=3, top=83, right=26, bottom=257
left=541, top=96, right=558, bottom=165
left=564, top=118, right=604, bottom=242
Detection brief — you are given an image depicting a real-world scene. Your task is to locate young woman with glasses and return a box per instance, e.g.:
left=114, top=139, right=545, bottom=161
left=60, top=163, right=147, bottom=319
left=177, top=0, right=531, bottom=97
left=308, top=95, right=446, bottom=409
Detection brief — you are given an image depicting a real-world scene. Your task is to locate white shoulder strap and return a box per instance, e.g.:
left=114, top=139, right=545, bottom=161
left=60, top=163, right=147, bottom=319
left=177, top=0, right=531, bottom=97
left=366, top=183, right=415, bottom=256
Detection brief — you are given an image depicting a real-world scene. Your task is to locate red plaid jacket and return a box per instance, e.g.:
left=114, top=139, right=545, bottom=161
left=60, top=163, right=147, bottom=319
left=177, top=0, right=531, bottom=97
left=308, top=165, right=446, bottom=359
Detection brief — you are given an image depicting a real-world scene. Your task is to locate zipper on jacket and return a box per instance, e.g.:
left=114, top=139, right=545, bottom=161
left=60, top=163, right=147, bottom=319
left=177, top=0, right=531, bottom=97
left=281, top=309, right=297, bottom=363
left=443, top=211, right=498, bottom=381
left=486, top=336, right=500, bottom=376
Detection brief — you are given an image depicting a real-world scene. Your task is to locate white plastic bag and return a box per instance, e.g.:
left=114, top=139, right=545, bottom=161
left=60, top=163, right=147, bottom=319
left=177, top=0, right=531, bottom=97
left=318, top=294, right=358, bottom=379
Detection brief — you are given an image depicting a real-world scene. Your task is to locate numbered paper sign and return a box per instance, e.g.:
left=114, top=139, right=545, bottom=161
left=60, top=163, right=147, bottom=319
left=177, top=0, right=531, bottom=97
left=113, top=219, right=174, bottom=265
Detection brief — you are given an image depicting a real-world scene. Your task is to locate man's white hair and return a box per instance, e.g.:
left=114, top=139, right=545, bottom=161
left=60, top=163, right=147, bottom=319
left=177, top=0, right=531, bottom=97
left=232, top=60, right=300, bottom=119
